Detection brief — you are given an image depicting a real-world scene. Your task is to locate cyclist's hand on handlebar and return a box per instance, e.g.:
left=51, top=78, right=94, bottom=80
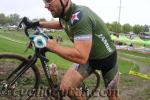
left=46, top=39, right=58, bottom=51
left=30, top=35, right=48, bottom=48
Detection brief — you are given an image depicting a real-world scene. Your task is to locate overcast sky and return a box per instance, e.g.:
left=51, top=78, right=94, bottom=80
left=0, top=0, right=150, bottom=25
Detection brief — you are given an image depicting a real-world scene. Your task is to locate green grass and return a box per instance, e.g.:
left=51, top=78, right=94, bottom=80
left=118, top=50, right=150, bottom=66
left=118, top=50, right=150, bottom=58
left=1, top=29, right=150, bottom=92
left=0, top=38, right=72, bottom=69
left=0, top=30, right=150, bottom=73
left=1, top=29, right=150, bottom=95
left=0, top=38, right=28, bottom=54
left=118, top=58, right=138, bottom=74
left=45, top=52, right=72, bottom=69
left=0, top=29, right=27, bottom=41
left=0, top=30, right=73, bottom=69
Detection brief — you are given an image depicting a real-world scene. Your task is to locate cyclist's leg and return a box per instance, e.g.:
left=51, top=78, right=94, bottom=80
left=92, top=51, right=119, bottom=100
left=60, top=63, right=94, bottom=100
left=102, top=64, right=120, bottom=100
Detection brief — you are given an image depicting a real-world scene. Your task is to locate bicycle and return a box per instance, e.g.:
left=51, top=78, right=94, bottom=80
left=0, top=17, right=100, bottom=100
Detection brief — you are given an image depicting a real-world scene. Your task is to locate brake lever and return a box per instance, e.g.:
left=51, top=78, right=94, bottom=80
left=17, top=20, right=23, bottom=31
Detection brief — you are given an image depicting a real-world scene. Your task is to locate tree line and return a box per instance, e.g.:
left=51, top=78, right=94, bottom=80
left=0, top=13, right=20, bottom=26
left=0, top=13, right=46, bottom=27
left=106, top=22, right=149, bottom=34
left=0, top=13, right=149, bottom=34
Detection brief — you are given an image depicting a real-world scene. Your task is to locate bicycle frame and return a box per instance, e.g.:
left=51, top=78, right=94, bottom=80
left=3, top=17, right=61, bottom=97
left=5, top=47, right=58, bottom=95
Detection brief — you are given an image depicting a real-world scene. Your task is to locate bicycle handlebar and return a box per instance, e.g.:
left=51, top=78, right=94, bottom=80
left=17, top=17, right=49, bottom=39
left=17, top=17, right=30, bottom=37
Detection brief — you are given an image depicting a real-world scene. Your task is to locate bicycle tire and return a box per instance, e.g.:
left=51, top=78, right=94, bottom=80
left=80, top=70, right=100, bottom=100
left=0, top=53, right=40, bottom=100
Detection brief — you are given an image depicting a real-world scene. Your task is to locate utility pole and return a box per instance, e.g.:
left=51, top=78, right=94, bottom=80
left=118, top=0, right=122, bottom=24
left=116, top=0, right=122, bottom=34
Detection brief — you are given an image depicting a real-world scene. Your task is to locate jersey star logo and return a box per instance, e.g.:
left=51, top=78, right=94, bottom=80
left=71, top=11, right=81, bottom=25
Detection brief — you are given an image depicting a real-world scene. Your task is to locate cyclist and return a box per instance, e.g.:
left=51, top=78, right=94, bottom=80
left=27, top=0, right=120, bottom=100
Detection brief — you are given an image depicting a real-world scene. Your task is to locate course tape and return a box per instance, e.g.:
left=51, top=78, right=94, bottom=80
left=129, top=70, right=150, bottom=80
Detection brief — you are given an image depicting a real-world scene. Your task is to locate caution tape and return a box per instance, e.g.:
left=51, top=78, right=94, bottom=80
left=129, top=70, right=150, bottom=80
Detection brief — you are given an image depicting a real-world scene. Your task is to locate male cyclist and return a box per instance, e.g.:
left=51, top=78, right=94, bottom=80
left=27, top=0, right=120, bottom=100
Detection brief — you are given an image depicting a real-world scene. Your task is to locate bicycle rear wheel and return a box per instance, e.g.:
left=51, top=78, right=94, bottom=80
left=0, top=53, right=40, bottom=100
left=80, top=71, right=100, bottom=100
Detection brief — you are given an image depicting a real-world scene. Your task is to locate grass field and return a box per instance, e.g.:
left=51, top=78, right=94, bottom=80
left=0, top=29, right=150, bottom=100
left=118, top=50, right=150, bottom=73
left=0, top=29, right=73, bottom=69
left=0, top=29, right=150, bottom=73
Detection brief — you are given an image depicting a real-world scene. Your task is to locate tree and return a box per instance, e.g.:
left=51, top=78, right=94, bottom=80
left=111, top=21, right=122, bottom=33
left=106, top=23, right=112, bottom=31
left=122, top=23, right=132, bottom=33
left=9, top=14, right=20, bottom=25
left=133, top=25, right=144, bottom=34
left=144, top=25, right=149, bottom=32
left=0, top=13, right=6, bottom=25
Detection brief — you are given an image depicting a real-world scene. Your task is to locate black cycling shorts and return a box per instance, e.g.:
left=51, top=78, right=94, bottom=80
left=73, top=51, right=119, bottom=88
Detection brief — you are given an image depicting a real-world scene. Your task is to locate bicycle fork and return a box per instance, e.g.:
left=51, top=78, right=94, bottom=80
left=2, top=55, right=37, bottom=93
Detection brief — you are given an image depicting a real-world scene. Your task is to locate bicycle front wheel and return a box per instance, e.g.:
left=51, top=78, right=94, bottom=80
left=0, top=53, right=40, bottom=100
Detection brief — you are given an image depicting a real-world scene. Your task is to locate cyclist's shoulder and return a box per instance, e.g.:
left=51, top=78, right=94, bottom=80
left=69, top=4, right=95, bottom=27
left=73, top=3, right=93, bottom=17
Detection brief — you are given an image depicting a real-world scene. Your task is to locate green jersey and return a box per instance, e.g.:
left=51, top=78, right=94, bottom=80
left=60, top=3, right=116, bottom=59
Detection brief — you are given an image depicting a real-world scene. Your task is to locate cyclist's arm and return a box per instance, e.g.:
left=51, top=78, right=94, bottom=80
left=46, top=39, right=92, bottom=64
left=39, top=20, right=62, bottom=29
